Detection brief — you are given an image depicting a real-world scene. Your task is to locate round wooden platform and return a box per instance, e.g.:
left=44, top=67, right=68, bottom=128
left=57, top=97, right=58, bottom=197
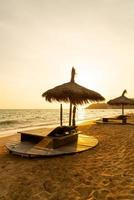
left=6, top=134, right=98, bottom=158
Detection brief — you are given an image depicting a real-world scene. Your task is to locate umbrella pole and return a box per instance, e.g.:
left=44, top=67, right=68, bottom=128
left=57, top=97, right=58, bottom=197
left=60, top=104, right=63, bottom=126
left=72, top=105, right=76, bottom=126
left=69, top=102, right=72, bottom=126
left=122, top=104, right=124, bottom=116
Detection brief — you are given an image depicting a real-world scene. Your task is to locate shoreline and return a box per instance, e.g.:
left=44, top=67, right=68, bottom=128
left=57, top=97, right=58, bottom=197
left=0, top=118, right=97, bottom=139
left=0, top=112, right=134, bottom=139
left=1, top=109, right=134, bottom=138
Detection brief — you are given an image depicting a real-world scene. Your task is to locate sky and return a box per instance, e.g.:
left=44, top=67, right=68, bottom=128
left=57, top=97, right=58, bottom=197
left=0, top=0, right=134, bottom=109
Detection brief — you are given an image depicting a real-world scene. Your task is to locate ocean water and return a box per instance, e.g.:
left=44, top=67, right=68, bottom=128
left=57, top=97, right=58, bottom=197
left=0, top=109, right=134, bottom=136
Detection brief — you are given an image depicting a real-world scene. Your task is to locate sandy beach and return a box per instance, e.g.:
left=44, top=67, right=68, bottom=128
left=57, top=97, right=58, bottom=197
left=0, top=116, right=134, bottom=200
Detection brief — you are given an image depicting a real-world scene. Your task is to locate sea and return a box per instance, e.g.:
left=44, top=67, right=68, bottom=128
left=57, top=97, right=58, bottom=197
left=0, top=109, right=134, bottom=137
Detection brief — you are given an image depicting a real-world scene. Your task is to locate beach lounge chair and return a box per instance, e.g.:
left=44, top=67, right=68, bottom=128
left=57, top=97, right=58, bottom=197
left=20, top=126, right=78, bottom=149
left=102, top=115, right=127, bottom=124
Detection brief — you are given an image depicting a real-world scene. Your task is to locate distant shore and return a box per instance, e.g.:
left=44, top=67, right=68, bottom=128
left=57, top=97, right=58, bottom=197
left=86, top=103, right=134, bottom=109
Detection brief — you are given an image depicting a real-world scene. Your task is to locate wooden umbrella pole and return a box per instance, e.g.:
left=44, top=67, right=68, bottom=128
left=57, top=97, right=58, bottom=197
left=69, top=102, right=72, bottom=126
left=60, top=104, right=63, bottom=126
left=72, top=105, right=76, bottom=126
left=122, top=104, right=124, bottom=115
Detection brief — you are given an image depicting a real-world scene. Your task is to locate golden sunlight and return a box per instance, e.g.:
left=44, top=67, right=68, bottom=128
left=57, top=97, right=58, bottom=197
left=76, top=64, right=104, bottom=91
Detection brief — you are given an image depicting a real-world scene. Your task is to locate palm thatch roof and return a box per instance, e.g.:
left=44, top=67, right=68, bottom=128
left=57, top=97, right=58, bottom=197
left=107, top=90, right=134, bottom=105
left=42, top=68, right=105, bottom=105
left=42, top=82, right=104, bottom=105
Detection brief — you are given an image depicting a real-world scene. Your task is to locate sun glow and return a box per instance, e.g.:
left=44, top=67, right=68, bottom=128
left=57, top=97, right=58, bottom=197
left=75, top=64, right=105, bottom=92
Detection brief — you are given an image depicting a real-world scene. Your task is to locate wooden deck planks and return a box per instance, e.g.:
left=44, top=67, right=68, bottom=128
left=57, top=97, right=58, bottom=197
left=6, top=134, right=98, bottom=157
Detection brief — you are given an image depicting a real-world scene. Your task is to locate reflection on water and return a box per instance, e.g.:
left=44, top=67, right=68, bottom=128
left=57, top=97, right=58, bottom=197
left=76, top=108, right=134, bottom=122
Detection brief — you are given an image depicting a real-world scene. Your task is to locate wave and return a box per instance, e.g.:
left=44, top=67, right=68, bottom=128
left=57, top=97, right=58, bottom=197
left=0, top=120, right=19, bottom=125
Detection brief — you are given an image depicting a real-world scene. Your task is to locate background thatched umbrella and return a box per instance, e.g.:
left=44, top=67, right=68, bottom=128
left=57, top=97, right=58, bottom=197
left=42, top=67, right=105, bottom=126
left=107, top=90, right=134, bottom=115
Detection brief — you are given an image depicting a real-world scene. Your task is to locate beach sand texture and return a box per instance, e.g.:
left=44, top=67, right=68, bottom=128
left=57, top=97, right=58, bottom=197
left=0, top=116, right=134, bottom=200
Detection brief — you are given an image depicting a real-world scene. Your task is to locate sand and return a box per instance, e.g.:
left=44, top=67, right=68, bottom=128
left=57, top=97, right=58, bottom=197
left=0, top=115, right=134, bottom=200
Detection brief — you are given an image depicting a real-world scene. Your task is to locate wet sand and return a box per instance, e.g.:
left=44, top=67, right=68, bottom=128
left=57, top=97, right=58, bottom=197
left=0, top=115, right=134, bottom=200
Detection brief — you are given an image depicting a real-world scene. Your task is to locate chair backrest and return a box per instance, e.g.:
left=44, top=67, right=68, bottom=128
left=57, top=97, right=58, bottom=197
left=48, top=126, right=77, bottom=137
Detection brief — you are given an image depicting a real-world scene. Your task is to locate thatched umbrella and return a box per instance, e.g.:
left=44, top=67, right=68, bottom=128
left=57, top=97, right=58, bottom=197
left=107, top=90, right=134, bottom=116
left=42, top=67, right=105, bottom=126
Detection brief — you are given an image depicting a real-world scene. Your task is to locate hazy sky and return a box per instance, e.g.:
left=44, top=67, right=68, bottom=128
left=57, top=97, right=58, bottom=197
left=0, top=0, right=134, bottom=108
